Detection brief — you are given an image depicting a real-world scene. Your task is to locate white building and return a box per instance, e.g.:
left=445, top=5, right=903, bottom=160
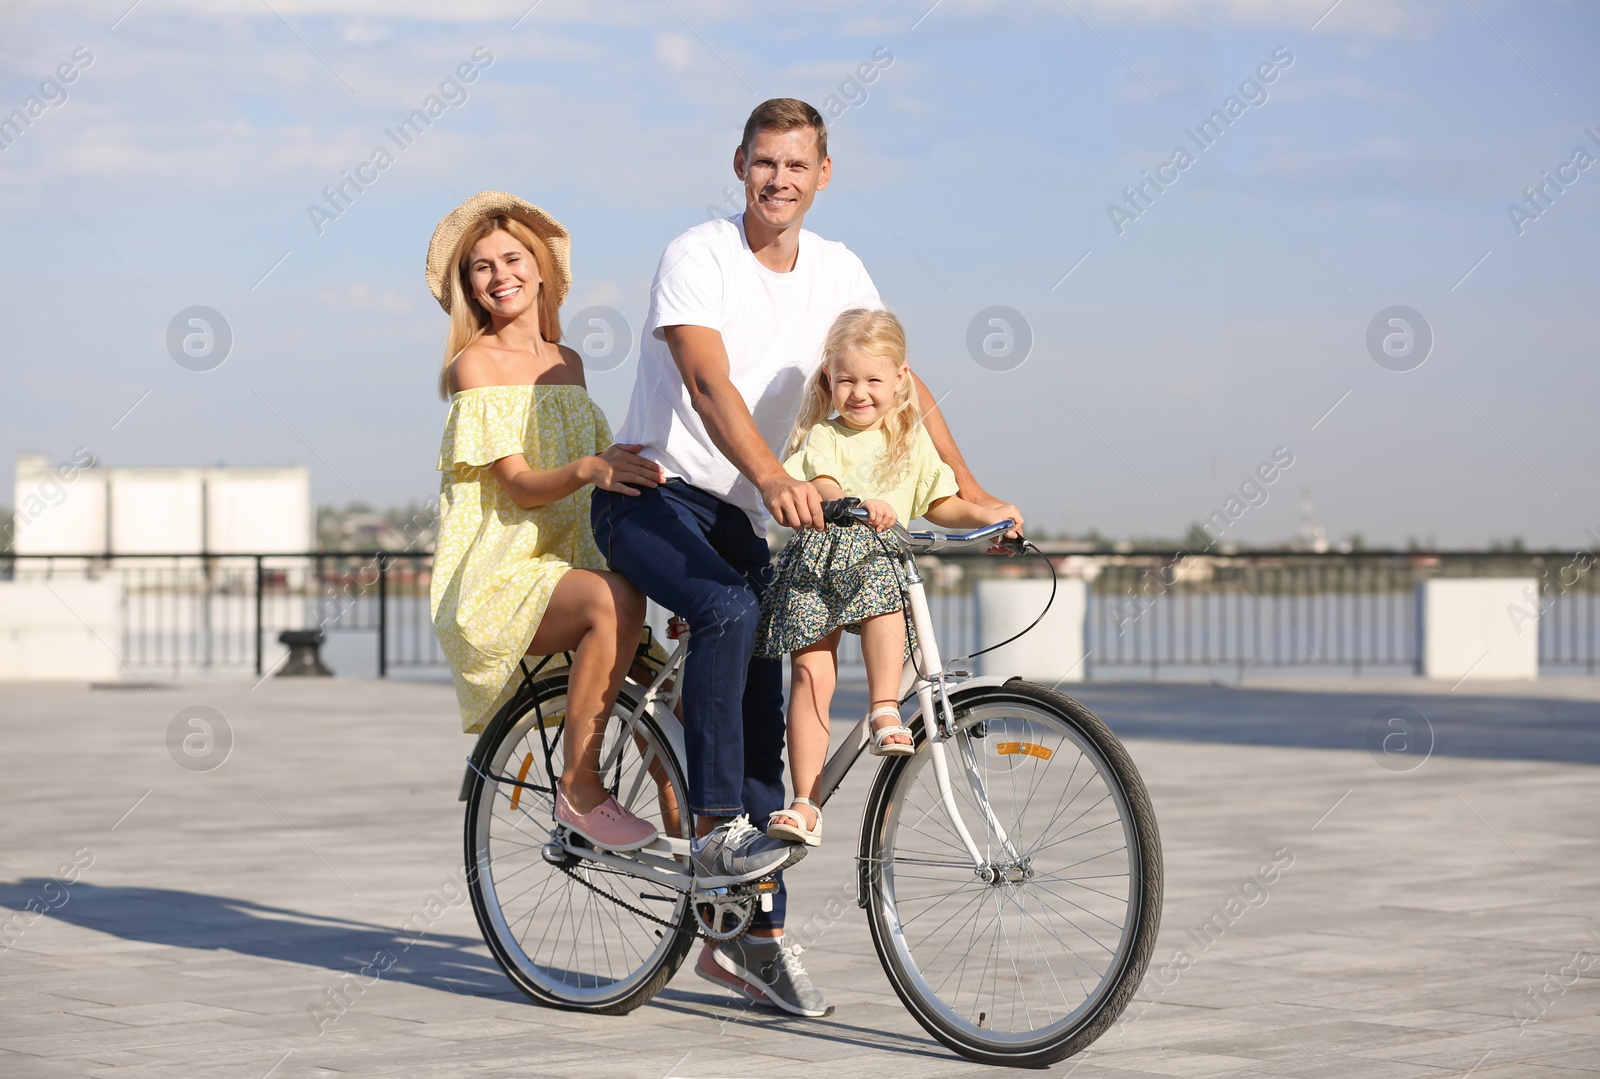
left=10, top=453, right=311, bottom=555
left=3, top=454, right=314, bottom=682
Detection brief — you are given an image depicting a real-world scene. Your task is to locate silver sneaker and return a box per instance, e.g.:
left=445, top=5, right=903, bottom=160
left=714, top=936, right=833, bottom=1018
left=691, top=814, right=805, bottom=888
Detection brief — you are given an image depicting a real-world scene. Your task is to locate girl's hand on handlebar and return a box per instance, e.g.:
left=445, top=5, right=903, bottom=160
left=582, top=444, right=664, bottom=495
left=861, top=499, right=898, bottom=532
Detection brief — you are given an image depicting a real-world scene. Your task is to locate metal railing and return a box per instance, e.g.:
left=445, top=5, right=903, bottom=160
left=3, top=551, right=440, bottom=678
left=842, top=549, right=1598, bottom=677
left=3, top=548, right=1594, bottom=678
left=1079, top=550, right=1596, bottom=676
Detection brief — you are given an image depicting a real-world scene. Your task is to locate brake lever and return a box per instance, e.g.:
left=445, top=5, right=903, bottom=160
left=989, top=535, right=1028, bottom=557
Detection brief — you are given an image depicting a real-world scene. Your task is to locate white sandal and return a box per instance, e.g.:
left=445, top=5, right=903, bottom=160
left=867, top=706, right=915, bottom=757
left=767, top=797, right=823, bottom=847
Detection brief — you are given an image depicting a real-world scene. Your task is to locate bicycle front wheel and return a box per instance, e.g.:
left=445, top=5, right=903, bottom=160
left=464, top=674, right=695, bottom=1014
left=861, top=682, right=1162, bottom=1067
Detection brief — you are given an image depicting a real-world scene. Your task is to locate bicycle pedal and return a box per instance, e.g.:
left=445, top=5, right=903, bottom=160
left=728, top=877, right=779, bottom=911
left=554, top=825, right=594, bottom=850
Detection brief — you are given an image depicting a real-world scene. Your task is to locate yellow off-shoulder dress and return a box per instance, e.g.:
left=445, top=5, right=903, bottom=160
left=430, top=384, right=611, bottom=733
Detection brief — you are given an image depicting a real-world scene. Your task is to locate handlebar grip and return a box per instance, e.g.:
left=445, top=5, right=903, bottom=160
left=819, top=497, right=864, bottom=526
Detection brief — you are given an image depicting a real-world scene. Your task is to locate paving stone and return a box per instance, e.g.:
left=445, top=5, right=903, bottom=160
left=3, top=678, right=1598, bottom=1077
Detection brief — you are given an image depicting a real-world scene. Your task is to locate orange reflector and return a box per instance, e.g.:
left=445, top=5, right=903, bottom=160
left=509, top=752, right=534, bottom=810
left=754, top=880, right=779, bottom=892
left=995, top=741, right=1053, bottom=761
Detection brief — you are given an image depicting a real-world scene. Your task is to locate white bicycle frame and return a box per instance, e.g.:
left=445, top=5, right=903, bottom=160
left=548, top=517, right=1023, bottom=892
left=814, top=521, right=1022, bottom=870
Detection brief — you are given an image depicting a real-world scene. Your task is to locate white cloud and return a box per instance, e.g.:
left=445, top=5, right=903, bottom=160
left=320, top=281, right=412, bottom=312
left=653, top=31, right=697, bottom=72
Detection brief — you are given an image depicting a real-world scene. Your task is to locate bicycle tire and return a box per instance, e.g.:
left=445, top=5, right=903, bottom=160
left=464, top=673, right=695, bottom=1014
left=860, top=680, right=1162, bottom=1067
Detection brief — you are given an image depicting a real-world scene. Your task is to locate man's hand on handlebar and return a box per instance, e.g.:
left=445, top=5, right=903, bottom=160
left=762, top=473, right=825, bottom=531
left=981, top=502, right=1025, bottom=539
left=973, top=502, right=1026, bottom=554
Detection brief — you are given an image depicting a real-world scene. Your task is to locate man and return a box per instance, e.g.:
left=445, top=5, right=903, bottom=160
left=592, top=98, right=1021, bottom=1017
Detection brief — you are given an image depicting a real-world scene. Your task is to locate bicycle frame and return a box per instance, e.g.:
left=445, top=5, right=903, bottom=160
left=561, top=518, right=1023, bottom=894
left=812, top=526, right=1021, bottom=870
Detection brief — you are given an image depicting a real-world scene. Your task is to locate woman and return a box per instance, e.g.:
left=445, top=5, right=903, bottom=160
left=426, top=191, right=664, bottom=851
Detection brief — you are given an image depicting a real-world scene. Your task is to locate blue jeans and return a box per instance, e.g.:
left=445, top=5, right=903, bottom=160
left=591, top=480, right=788, bottom=929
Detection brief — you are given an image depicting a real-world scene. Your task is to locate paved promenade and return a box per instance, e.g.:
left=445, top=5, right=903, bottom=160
left=2, top=675, right=1597, bottom=1077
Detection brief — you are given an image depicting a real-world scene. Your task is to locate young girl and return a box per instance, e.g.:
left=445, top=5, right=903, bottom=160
left=753, top=308, right=1016, bottom=846
left=427, top=191, right=666, bottom=852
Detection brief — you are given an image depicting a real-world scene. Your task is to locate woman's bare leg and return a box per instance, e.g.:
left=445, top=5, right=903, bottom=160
left=784, top=630, right=842, bottom=830
left=526, top=568, right=646, bottom=813
left=859, top=611, right=910, bottom=749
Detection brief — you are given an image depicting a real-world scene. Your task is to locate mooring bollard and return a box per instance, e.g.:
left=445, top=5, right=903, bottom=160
left=277, top=629, right=333, bottom=677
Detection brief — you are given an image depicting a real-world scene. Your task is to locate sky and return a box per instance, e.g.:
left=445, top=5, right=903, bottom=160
left=2, top=0, right=1597, bottom=549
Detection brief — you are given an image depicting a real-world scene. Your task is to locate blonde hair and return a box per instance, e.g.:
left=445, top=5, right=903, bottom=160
left=437, top=215, right=562, bottom=399
left=784, top=309, right=921, bottom=490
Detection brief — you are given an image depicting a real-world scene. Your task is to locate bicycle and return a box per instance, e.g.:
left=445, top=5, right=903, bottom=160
left=459, top=501, right=1163, bottom=1067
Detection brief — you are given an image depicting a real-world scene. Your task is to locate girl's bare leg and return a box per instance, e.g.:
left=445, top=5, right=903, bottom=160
left=525, top=568, right=646, bottom=813
left=859, top=610, right=911, bottom=750
left=784, top=630, right=842, bottom=830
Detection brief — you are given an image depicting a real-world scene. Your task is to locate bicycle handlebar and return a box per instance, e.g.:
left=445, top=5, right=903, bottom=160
left=818, top=498, right=1024, bottom=555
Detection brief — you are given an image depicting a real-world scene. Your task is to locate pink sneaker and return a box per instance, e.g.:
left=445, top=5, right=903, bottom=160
left=554, top=786, right=659, bottom=851
left=693, top=941, right=769, bottom=1005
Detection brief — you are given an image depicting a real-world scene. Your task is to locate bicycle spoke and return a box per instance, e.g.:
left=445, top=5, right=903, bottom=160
left=868, top=691, right=1152, bottom=1054
left=470, top=688, right=692, bottom=1009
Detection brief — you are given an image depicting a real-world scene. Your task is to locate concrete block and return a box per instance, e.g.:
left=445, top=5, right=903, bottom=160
left=0, top=579, right=123, bottom=681
left=1420, top=578, right=1539, bottom=681
left=975, top=576, right=1088, bottom=683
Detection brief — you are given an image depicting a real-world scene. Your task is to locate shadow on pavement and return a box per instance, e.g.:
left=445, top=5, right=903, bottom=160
left=835, top=680, right=1600, bottom=765
left=1066, top=683, right=1600, bottom=765
left=0, top=880, right=509, bottom=997
left=647, top=985, right=951, bottom=1063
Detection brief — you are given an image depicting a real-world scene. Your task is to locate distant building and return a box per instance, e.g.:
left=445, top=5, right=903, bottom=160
left=11, top=453, right=311, bottom=555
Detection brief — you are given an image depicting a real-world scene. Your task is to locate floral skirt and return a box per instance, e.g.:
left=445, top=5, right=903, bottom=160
left=754, top=524, right=915, bottom=658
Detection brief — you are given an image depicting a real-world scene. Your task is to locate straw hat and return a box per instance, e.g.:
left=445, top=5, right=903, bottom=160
left=425, top=190, right=571, bottom=314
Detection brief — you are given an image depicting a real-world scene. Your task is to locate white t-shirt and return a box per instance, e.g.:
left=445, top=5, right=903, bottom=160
left=616, top=214, right=882, bottom=532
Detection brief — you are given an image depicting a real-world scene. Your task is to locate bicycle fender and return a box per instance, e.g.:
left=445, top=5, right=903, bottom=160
left=641, top=699, right=688, bottom=781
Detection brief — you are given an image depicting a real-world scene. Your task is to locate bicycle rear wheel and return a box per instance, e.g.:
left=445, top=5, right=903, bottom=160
left=861, top=681, right=1162, bottom=1067
left=464, top=674, right=695, bottom=1014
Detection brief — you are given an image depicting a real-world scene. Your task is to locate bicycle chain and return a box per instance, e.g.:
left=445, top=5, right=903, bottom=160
left=555, top=861, right=711, bottom=940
